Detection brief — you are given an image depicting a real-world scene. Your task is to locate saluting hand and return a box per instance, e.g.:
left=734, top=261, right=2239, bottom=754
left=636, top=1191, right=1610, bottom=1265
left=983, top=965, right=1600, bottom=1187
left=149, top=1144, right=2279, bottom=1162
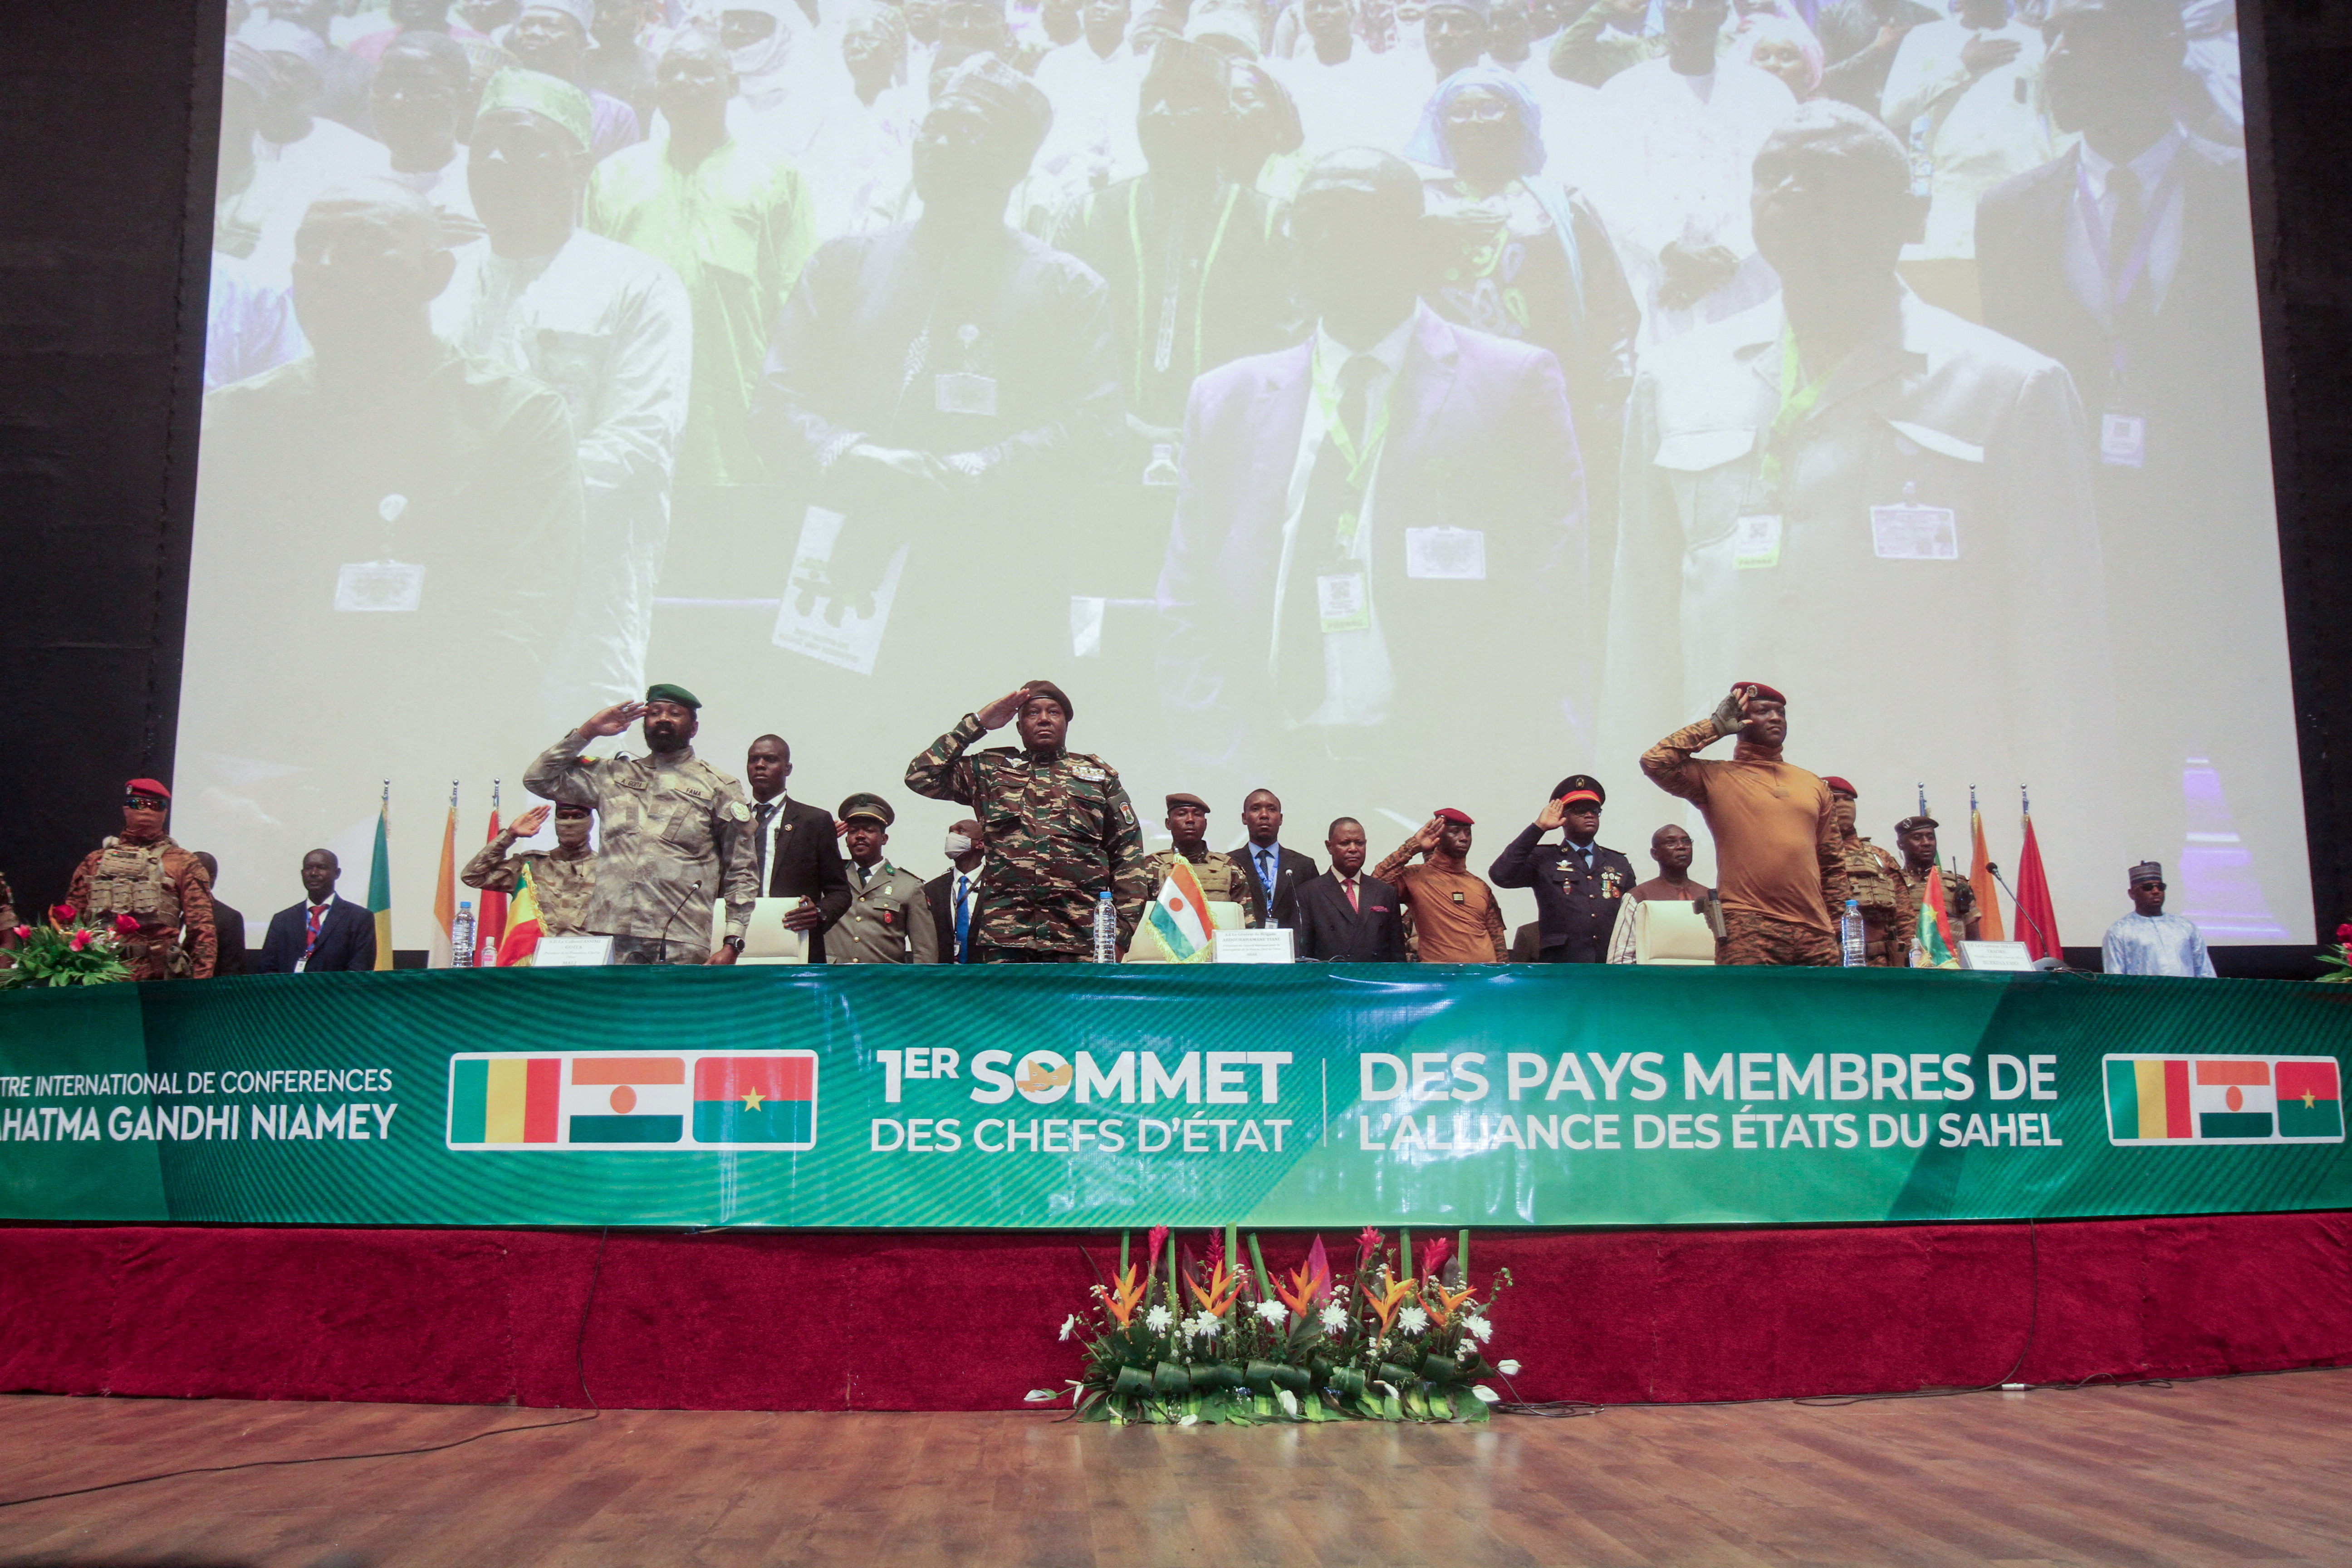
left=1416, top=816, right=1445, bottom=853
left=1535, top=796, right=1569, bottom=831
left=510, top=804, right=551, bottom=839
left=581, top=701, right=646, bottom=739
left=1708, top=683, right=1754, bottom=736
left=976, top=685, right=1034, bottom=730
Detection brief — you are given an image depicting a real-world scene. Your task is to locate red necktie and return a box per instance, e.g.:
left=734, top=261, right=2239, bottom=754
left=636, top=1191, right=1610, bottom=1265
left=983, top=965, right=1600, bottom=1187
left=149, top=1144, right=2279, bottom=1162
left=1345, top=877, right=1359, bottom=912
left=304, top=903, right=324, bottom=956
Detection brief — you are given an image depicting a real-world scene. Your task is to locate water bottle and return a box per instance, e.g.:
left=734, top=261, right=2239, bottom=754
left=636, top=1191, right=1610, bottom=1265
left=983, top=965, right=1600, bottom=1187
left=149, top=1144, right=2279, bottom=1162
left=1840, top=899, right=1866, bottom=969
left=451, top=901, right=477, bottom=969
left=1092, top=890, right=1119, bottom=963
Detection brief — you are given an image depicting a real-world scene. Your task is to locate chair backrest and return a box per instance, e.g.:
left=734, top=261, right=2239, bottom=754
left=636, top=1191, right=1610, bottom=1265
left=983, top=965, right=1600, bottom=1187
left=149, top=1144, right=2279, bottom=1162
left=1635, top=900, right=1716, bottom=966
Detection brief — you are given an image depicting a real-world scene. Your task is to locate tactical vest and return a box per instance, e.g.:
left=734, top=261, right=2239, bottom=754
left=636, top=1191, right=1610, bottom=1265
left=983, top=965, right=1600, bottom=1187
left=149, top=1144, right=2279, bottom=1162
left=85, top=838, right=181, bottom=929
left=1843, top=840, right=1902, bottom=916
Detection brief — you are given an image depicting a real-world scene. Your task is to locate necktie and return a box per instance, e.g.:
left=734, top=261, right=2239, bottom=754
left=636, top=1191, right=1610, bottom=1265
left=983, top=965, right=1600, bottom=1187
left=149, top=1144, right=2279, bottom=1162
left=2107, top=164, right=2143, bottom=304
left=1278, top=353, right=1382, bottom=717
left=1257, top=849, right=1276, bottom=920
left=1345, top=876, right=1360, bottom=913
left=755, top=801, right=777, bottom=887
left=955, top=873, right=972, bottom=963
left=303, top=903, right=324, bottom=957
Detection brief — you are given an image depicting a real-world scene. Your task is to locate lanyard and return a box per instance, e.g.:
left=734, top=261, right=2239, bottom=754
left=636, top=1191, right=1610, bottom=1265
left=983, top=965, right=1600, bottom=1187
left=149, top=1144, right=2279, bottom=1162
left=1757, top=325, right=1827, bottom=496
left=1125, top=182, right=1240, bottom=404
left=2074, top=149, right=2186, bottom=317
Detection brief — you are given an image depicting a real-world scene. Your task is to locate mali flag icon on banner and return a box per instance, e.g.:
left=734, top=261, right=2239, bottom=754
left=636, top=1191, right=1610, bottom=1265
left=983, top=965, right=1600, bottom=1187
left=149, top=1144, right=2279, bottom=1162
left=694, top=1054, right=817, bottom=1147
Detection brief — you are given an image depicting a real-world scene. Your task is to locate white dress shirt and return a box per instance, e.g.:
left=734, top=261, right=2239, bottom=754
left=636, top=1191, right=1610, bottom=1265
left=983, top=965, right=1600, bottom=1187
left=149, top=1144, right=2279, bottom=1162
left=2064, top=127, right=2187, bottom=327
left=294, top=893, right=338, bottom=974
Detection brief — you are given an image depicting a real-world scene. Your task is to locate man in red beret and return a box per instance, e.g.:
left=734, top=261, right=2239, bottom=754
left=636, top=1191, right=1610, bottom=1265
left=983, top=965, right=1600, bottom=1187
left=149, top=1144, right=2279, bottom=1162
left=1373, top=808, right=1508, bottom=963
left=64, top=780, right=218, bottom=980
left=1641, top=683, right=1847, bottom=965
left=1825, top=776, right=1911, bottom=965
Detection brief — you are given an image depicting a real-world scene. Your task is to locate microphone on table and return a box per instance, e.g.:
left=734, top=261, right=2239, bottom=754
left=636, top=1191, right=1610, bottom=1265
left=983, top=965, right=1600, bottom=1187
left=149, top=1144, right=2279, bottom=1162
left=1983, top=861, right=2068, bottom=972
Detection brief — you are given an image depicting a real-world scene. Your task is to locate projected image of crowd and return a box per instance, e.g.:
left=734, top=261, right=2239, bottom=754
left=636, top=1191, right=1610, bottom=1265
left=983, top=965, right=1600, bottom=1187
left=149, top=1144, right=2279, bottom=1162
left=184, top=0, right=2291, bottom=955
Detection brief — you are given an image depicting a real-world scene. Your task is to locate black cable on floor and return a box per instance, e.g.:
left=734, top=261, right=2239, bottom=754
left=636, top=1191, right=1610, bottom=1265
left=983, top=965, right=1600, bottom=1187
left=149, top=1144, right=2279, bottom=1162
left=0, top=1225, right=611, bottom=1512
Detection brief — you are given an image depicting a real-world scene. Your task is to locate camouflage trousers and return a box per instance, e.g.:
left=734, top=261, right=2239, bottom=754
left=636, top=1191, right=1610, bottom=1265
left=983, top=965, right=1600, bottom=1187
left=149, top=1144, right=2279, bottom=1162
left=971, top=944, right=1086, bottom=964
left=611, top=936, right=709, bottom=966
left=1715, top=909, right=1842, bottom=968
left=119, top=931, right=192, bottom=982
left=1862, top=915, right=1903, bottom=967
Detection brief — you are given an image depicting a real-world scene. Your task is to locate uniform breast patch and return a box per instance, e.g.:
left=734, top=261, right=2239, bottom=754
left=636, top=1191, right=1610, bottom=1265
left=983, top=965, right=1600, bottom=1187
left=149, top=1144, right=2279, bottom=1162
left=725, top=800, right=751, bottom=821
left=1069, top=764, right=1107, bottom=782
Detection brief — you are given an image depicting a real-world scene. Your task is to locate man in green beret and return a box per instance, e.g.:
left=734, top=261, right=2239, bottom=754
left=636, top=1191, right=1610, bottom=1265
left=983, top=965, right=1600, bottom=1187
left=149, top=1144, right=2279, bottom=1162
left=905, top=680, right=1148, bottom=960
left=826, top=794, right=942, bottom=964
left=524, top=684, right=761, bottom=963
left=437, top=66, right=691, bottom=722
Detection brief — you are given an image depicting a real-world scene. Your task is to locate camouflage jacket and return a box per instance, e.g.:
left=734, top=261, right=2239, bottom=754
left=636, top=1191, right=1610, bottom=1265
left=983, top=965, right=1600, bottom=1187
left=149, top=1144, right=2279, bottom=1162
left=1139, top=847, right=1257, bottom=928
left=1902, top=865, right=1978, bottom=941
left=905, top=713, right=1148, bottom=952
left=67, top=836, right=217, bottom=979
left=524, top=731, right=759, bottom=942
left=461, top=837, right=598, bottom=938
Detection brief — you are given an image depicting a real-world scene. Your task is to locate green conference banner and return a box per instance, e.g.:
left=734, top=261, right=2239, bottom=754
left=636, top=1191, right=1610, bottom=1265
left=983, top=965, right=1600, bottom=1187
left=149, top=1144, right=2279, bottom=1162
left=0, top=965, right=2348, bottom=1229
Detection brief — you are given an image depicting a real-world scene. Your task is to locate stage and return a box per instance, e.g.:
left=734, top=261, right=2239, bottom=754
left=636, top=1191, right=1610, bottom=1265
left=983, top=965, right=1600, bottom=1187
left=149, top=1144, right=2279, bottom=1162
left=4, top=1371, right=2350, bottom=1565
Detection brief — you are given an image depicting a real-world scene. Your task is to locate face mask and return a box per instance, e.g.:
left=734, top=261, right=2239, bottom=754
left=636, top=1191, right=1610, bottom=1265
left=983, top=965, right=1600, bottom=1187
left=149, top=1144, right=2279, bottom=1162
left=944, top=832, right=974, bottom=858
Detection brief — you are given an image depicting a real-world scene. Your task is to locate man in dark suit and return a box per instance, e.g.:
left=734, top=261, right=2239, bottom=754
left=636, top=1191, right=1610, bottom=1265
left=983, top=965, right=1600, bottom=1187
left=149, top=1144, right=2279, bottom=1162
left=192, top=852, right=247, bottom=976
left=1292, top=818, right=1406, bottom=962
left=1975, top=0, right=2298, bottom=902
left=924, top=816, right=986, bottom=963
left=1231, top=788, right=1319, bottom=930
left=1491, top=774, right=1640, bottom=962
left=745, top=735, right=854, bottom=962
left=1155, top=148, right=1587, bottom=813
left=256, top=849, right=377, bottom=973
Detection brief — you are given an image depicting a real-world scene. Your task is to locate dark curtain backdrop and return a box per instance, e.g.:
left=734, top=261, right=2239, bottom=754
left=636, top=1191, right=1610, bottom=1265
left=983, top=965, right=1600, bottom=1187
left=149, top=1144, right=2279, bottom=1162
left=0, top=0, right=2347, bottom=956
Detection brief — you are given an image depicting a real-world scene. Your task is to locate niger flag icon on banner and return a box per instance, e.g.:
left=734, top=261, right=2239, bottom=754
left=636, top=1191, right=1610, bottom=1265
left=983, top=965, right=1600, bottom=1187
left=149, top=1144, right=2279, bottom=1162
left=694, top=1054, right=817, bottom=1148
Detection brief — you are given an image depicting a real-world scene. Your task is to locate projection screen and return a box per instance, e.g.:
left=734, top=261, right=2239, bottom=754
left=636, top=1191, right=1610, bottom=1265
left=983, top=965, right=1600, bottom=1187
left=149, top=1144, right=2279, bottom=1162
left=179, top=0, right=2302, bottom=951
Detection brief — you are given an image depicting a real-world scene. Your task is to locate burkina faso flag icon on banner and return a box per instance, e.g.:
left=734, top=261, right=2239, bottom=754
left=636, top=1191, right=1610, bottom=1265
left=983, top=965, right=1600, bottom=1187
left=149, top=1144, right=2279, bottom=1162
left=693, top=1054, right=817, bottom=1148
left=2277, top=1059, right=2343, bottom=1139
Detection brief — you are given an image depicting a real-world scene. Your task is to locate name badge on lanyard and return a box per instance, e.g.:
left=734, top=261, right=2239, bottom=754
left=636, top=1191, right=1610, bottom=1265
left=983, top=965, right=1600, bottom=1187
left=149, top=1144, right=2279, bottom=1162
left=2079, top=154, right=2180, bottom=470
left=936, top=372, right=998, bottom=417
left=1733, top=512, right=1782, bottom=569
left=1318, top=573, right=1370, bottom=633
left=2100, top=411, right=2147, bottom=469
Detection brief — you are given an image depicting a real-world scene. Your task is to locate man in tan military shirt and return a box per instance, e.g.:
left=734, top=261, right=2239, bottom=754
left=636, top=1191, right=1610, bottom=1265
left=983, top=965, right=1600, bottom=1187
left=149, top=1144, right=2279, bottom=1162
left=524, top=683, right=759, bottom=965
left=1375, top=809, right=1509, bottom=963
left=1138, top=793, right=1255, bottom=930
left=1826, top=777, right=1913, bottom=966
left=461, top=802, right=598, bottom=939
left=1896, top=813, right=1980, bottom=948
left=827, top=794, right=941, bottom=965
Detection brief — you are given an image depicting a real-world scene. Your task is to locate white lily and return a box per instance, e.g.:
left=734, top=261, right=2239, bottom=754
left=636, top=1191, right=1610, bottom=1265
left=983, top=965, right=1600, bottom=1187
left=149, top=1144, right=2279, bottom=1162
left=1275, top=1388, right=1300, bottom=1416
left=1058, top=1314, right=1079, bottom=1342
left=1023, top=1388, right=1059, bottom=1403
left=1471, top=1385, right=1500, bottom=1404
left=1498, top=1359, right=1521, bottom=1375
left=1178, top=1413, right=1199, bottom=1426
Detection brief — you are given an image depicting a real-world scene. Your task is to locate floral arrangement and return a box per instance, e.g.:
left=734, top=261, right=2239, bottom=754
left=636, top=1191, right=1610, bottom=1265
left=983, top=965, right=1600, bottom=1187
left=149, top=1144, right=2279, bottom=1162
left=0, top=906, right=137, bottom=990
left=1041, top=1225, right=1518, bottom=1425
left=2320, top=924, right=2352, bottom=983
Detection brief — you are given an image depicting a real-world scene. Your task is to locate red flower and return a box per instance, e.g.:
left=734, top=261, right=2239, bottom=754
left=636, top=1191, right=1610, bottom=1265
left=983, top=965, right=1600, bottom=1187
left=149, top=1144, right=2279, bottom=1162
left=2337, top=922, right=2352, bottom=943
left=69, top=930, right=92, bottom=951
left=1206, top=1231, right=1225, bottom=1270
left=1147, top=1225, right=1170, bottom=1264
left=1420, top=1236, right=1453, bottom=1280
left=10, top=926, right=29, bottom=941
left=49, top=904, right=76, bottom=923
left=112, top=913, right=142, bottom=936
left=1356, top=1225, right=1383, bottom=1257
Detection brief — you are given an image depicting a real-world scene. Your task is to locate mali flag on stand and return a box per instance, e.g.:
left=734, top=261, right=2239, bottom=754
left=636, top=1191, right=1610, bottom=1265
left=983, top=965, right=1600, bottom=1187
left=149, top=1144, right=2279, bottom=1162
left=694, top=1055, right=816, bottom=1145
left=495, top=861, right=544, bottom=966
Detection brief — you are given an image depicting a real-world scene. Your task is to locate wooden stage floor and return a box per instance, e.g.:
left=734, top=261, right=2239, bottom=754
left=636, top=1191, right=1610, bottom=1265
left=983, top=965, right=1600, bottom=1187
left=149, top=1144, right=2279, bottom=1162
left=1, top=1373, right=2347, bottom=1567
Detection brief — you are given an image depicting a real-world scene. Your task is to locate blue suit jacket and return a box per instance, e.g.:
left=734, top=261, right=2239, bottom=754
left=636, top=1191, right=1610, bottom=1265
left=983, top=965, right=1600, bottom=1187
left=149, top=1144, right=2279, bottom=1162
left=257, top=897, right=376, bottom=974
left=1154, top=304, right=1588, bottom=797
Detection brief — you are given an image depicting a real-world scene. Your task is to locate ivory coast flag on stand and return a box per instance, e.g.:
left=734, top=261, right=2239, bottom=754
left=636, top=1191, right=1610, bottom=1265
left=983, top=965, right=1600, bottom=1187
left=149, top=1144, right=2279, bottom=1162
left=428, top=783, right=458, bottom=968
left=1915, top=867, right=1958, bottom=968
left=368, top=782, right=393, bottom=971
left=1968, top=786, right=2005, bottom=941
left=495, top=861, right=544, bottom=966
left=476, top=783, right=507, bottom=966
left=1143, top=859, right=1214, bottom=962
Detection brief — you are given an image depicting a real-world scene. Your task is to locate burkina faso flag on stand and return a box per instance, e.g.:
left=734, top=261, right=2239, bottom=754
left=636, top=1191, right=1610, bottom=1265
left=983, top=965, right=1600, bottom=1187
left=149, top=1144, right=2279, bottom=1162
left=1915, top=867, right=1958, bottom=968
left=693, top=1054, right=817, bottom=1147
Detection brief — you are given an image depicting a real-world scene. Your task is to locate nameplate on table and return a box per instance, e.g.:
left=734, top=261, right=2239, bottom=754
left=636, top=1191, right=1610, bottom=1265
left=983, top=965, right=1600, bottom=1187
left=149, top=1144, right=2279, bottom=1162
left=1958, top=941, right=2039, bottom=972
left=1214, top=929, right=1295, bottom=964
left=533, top=936, right=614, bottom=967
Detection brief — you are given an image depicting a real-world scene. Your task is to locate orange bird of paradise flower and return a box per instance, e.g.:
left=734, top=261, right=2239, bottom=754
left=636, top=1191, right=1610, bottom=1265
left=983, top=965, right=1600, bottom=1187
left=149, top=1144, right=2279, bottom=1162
left=1425, top=1282, right=1479, bottom=1327
left=1186, top=1259, right=1242, bottom=1318
left=1274, top=1259, right=1330, bottom=1317
left=1104, top=1265, right=1147, bottom=1328
left=1367, top=1273, right=1416, bottom=1333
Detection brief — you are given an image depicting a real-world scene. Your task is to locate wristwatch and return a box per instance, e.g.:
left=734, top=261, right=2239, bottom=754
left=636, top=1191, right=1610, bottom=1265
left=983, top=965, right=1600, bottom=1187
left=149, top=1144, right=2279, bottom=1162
left=722, top=935, right=745, bottom=953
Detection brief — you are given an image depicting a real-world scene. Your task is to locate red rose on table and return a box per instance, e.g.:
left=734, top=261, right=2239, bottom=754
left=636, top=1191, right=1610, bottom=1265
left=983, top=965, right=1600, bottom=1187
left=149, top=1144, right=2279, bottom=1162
left=50, top=904, right=76, bottom=922
left=112, top=914, right=142, bottom=936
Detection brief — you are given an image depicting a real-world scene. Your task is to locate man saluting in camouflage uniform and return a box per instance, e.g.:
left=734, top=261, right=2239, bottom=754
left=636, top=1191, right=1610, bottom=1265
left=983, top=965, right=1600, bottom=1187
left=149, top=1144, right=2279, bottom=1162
left=524, top=683, right=760, bottom=965
left=905, top=681, right=1148, bottom=962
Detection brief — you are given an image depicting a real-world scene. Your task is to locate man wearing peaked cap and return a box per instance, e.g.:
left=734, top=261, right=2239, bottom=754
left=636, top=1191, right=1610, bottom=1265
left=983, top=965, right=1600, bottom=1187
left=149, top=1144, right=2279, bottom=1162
left=525, top=685, right=760, bottom=964
left=906, top=681, right=1147, bottom=959
left=1825, top=776, right=1911, bottom=965
left=2101, top=860, right=2217, bottom=978
left=829, top=794, right=942, bottom=964
left=1375, top=807, right=1509, bottom=963
left=1641, top=681, right=1849, bottom=966
left=1894, top=813, right=1979, bottom=950
left=65, top=779, right=217, bottom=980
left=1137, top=791, right=1256, bottom=937
left=1491, top=774, right=1638, bottom=962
